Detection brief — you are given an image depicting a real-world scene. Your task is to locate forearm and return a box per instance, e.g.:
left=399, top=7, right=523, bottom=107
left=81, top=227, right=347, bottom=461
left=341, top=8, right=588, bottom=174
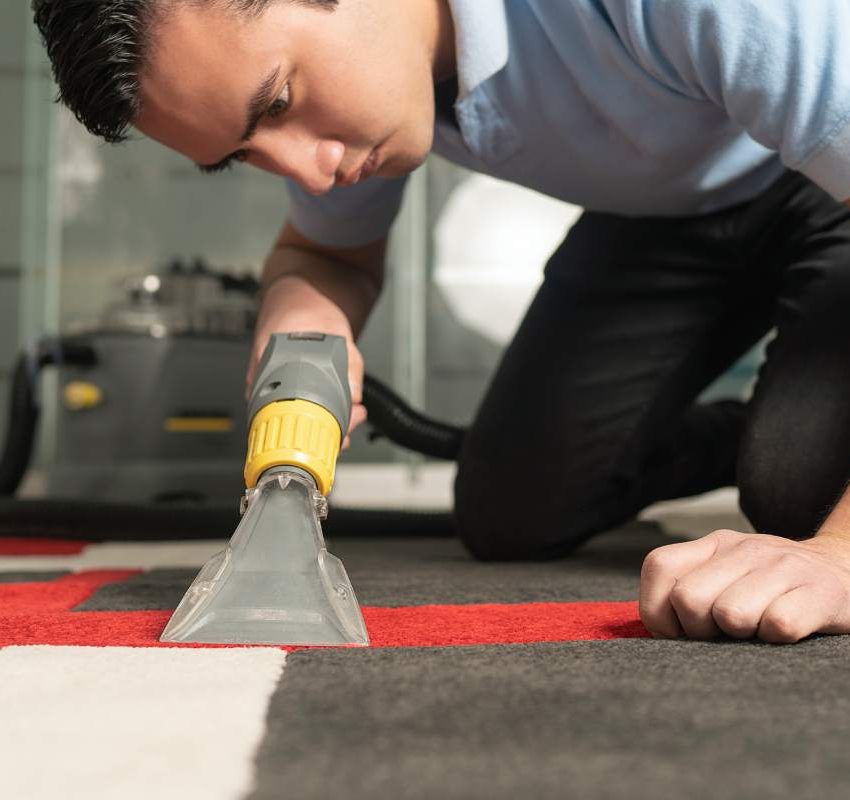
left=259, top=244, right=381, bottom=341
left=814, top=480, right=850, bottom=546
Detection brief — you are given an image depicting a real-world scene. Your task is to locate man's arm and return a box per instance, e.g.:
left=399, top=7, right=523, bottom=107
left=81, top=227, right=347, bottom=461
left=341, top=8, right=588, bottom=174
left=249, top=221, right=388, bottom=445
left=258, top=220, right=387, bottom=344
left=813, top=483, right=850, bottom=548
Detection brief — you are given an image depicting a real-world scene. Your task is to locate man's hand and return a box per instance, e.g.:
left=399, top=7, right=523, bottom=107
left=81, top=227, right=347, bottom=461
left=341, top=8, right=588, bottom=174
left=247, top=277, right=368, bottom=451
left=639, top=529, right=850, bottom=643
left=248, top=329, right=367, bottom=451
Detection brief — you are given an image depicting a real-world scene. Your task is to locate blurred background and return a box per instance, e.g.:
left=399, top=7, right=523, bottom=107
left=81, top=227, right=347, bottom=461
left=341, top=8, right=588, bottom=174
left=1, top=7, right=766, bottom=507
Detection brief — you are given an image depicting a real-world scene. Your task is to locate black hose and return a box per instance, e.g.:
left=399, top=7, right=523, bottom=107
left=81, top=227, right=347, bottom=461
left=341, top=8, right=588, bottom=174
left=0, top=339, right=97, bottom=495
left=0, top=355, right=39, bottom=495
left=362, top=374, right=466, bottom=459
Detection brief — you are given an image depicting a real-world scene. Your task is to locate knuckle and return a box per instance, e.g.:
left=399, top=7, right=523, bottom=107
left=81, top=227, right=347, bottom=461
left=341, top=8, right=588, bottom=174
left=735, top=538, right=771, bottom=560
left=711, top=603, right=754, bottom=635
left=669, top=581, right=706, bottom=615
left=775, top=552, right=807, bottom=571
left=711, top=528, right=742, bottom=542
left=641, top=546, right=676, bottom=577
left=760, top=612, right=802, bottom=644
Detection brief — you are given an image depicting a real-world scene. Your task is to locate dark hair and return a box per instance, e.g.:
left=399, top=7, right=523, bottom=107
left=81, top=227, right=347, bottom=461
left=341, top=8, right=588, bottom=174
left=32, top=0, right=338, bottom=144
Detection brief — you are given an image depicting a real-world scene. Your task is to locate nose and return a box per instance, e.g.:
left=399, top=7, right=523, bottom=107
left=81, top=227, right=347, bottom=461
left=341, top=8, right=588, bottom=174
left=250, top=128, right=345, bottom=193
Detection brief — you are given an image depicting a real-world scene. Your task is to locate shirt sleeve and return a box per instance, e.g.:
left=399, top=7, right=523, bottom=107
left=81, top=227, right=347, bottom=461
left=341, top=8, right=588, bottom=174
left=285, top=173, right=410, bottom=247
left=618, top=0, right=850, bottom=200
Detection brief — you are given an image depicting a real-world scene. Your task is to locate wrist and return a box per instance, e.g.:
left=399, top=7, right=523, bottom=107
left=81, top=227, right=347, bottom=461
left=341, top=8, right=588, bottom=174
left=257, top=280, right=354, bottom=340
left=804, top=531, right=850, bottom=577
left=259, top=247, right=375, bottom=338
left=813, top=527, right=850, bottom=547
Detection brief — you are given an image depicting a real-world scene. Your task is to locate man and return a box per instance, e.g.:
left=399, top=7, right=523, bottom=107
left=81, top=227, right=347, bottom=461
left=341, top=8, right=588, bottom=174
left=33, top=0, right=850, bottom=644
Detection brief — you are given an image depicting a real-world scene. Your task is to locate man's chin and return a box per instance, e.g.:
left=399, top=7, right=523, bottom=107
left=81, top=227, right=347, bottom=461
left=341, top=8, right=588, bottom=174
left=380, top=150, right=430, bottom=179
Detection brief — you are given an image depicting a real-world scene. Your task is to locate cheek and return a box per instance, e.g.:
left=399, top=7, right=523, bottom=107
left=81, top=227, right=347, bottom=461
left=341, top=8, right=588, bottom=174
left=308, top=79, right=383, bottom=144
left=399, top=85, right=437, bottom=159
left=299, top=49, right=434, bottom=169
left=246, top=153, right=283, bottom=177
left=312, top=51, right=414, bottom=132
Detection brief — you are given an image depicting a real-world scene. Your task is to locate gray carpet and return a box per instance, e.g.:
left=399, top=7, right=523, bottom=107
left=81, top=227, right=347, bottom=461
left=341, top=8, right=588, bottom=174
left=71, top=520, right=850, bottom=797
left=0, top=570, right=69, bottom=584
left=249, top=638, right=850, bottom=800
left=247, top=522, right=850, bottom=799
left=77, top=520, right=668, bottom=610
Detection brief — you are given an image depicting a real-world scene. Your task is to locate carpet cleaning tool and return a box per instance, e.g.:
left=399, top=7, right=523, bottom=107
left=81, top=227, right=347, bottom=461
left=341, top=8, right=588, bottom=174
left=160, top=332, right=369, bottom=646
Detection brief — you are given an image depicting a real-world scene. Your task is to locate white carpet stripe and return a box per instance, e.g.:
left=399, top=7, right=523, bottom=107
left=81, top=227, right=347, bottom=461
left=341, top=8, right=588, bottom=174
left=0, top=646, right=286, bottom=800
left=0, top=540, right=224, bottom=572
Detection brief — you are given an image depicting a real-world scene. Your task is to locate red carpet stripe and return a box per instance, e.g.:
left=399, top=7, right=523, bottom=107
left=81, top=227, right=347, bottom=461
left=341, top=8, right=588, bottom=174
left=363, top=603, right=650, bottom=645
left=0, top=538, right=89, bottom=555
left=0, top=570, right=650, bottom=648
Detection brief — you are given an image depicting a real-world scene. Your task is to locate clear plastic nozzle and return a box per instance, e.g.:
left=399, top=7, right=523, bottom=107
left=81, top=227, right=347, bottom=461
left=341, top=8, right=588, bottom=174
left=159, top=470, right=369, bottom=646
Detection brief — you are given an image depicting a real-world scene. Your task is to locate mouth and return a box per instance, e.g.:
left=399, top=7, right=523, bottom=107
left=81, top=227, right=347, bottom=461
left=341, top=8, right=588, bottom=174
left=336, top=147, right=380, bottom=188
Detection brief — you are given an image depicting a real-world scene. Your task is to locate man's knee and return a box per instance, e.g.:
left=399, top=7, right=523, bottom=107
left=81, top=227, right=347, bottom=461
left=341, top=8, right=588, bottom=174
left=452, top=449, right=626, bottom=561
left=737, top=451, right=840, bottom=540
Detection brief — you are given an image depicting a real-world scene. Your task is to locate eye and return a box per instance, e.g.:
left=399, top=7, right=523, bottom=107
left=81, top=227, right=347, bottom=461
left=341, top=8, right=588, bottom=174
left=267, top=82, right=292, bottom=120
left=197, top=149, right=248, bottom=174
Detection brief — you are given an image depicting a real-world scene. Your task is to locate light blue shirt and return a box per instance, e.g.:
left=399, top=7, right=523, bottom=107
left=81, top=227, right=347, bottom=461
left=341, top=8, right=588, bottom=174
left=287, top=0, right=850, bottom=248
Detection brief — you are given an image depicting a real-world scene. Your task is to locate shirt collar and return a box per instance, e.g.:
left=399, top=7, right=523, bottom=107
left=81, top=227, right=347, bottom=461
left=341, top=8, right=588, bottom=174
left=446, top=0, right=510, bottom=99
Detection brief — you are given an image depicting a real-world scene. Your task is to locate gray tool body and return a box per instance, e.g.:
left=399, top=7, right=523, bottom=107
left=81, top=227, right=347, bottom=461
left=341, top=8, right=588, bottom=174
left=247, top=332, right=351, bottom=432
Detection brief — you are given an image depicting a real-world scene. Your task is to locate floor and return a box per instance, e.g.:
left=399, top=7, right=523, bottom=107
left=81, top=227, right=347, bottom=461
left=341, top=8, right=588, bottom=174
left=7, top=468, right=830, bottom=800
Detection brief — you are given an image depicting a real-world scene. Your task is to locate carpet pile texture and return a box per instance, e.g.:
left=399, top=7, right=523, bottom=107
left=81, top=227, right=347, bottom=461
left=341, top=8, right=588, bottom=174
left=2, top=520, right=849, bottom=799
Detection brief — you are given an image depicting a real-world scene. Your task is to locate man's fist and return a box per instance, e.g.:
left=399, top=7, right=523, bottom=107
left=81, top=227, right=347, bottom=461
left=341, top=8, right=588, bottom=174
left=639, top=528, right=850, bottom=644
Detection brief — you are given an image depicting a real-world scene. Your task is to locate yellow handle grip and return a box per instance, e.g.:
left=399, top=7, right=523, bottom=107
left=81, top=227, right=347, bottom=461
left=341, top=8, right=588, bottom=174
left=244, top=399, right=342, bottom=495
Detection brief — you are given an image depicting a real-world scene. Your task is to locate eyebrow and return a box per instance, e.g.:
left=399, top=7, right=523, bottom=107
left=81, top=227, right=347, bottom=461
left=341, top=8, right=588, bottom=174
left=196, top=65, right=282, bottom=174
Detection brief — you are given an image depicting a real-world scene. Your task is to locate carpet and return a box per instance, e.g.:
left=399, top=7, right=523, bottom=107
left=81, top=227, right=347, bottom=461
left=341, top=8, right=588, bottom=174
left=2, top=521, right=849, bottom=799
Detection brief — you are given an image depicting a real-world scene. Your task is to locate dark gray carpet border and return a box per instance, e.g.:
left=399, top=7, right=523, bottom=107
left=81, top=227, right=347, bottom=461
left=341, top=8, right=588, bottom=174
left=77, top=522, right=672, bottom=611
left=248, top=637, right=850, bottom=800
left=0, top=571, right=70, bottom=584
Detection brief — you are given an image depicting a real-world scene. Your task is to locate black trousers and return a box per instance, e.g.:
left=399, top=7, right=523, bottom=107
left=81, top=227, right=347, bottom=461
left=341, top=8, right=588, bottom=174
left=453, top=170, right=850, bottom=560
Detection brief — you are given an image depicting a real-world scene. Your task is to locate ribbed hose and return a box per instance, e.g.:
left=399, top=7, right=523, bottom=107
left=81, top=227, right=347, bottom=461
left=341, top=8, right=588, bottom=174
left=0, top=355, right=39, bottom=495
left=0, top=340, right=97, bottom=496
left=362, top=374, right=465, bottom=459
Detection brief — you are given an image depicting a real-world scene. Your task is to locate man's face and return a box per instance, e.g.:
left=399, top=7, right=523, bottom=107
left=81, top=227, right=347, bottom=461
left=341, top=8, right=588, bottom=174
left=136, top=0, right=444, bottom=195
